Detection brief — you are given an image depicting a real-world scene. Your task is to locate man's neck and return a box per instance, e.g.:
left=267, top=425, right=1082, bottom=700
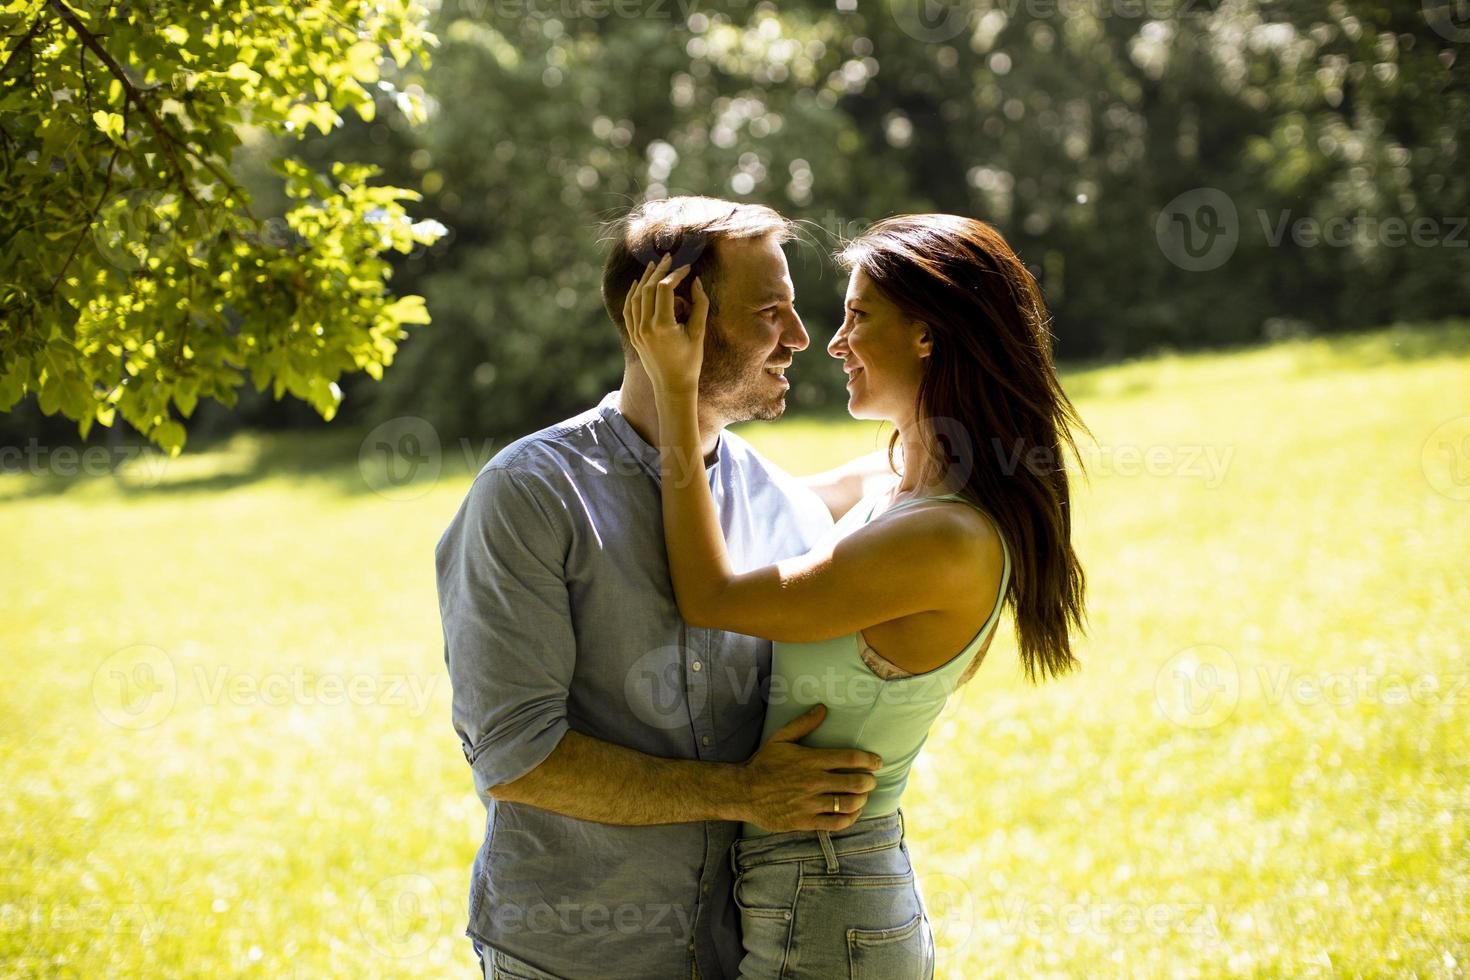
left=616, top=365, right=724, bottom=463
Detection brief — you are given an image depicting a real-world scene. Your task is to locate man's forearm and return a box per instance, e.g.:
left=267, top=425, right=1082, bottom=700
left=802, top=450, right=894, bottom=520
left=488, top=730, right=751, bottom=826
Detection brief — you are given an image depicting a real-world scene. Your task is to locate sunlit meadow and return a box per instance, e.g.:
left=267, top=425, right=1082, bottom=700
left=2, top=325, right=1466, bottom=978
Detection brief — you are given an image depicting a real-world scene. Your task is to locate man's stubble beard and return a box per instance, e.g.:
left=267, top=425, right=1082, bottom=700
left=698, top=316, right=786, bottom=426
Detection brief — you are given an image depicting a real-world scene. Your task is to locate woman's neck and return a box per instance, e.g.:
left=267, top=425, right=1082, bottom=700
left=894, top=417, right=963, bottom=498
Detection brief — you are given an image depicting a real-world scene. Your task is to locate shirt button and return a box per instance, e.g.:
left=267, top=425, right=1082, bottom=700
left=701, top=735, right=711, bottom=746
left=691, top=660, right=702, bottom=672
left=688, top=942, right=696, bottom=952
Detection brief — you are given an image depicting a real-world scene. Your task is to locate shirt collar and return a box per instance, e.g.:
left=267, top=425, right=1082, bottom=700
left=597, top=390, right=724, bottom=481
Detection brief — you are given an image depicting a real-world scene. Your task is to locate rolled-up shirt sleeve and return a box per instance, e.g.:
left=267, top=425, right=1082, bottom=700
left=436, top=464, right=574, bottom=799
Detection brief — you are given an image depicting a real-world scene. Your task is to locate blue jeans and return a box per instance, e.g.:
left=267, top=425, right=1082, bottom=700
left=474, top=941, right=567, bottom=980
left=730, top=810, right=935, bottom=979
left=473, top=940, right=703, bottom=979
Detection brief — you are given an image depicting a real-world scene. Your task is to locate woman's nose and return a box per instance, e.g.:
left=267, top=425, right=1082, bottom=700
left=827, top=324, right=847, bottom=358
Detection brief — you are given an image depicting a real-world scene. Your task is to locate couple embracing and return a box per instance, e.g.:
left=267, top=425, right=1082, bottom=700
left=435, top=196, right=1087, bottom=979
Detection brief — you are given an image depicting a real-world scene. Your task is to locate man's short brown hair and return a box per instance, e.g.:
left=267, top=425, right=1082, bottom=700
left=601, top=196, right=795, bottom=354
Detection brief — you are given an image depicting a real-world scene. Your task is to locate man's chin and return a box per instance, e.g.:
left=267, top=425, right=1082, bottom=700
left=751, top=399, right=785, bottom=422
left=702, top=380, right=787, bottom=425
left=745, top=389, right=787, bottom=422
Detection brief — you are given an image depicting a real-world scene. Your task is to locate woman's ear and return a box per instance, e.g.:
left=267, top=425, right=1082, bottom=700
left=674, top=295, right=691, bottom=324
left=913, top=321, right=933, bottom=359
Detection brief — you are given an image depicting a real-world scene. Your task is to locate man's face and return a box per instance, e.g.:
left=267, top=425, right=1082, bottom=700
left=698, top=235, right=809, bottom=425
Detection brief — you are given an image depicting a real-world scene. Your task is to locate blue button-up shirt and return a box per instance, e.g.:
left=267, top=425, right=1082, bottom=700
left=436, top=391, right=832, bottom=979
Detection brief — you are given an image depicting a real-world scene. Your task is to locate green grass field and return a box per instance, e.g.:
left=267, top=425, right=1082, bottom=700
left=2, top=324, right=1467, bottom=978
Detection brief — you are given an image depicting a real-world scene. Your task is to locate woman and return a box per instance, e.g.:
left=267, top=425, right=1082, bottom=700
left=624, top=214, right=1088, bottom=979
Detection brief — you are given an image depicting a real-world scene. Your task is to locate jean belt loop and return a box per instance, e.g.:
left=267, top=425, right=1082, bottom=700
left=817, top=830, right=839, bottom=873
left=898, top=807, right=906, bottom=840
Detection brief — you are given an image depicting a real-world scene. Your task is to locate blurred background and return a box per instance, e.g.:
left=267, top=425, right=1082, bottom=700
left=3, top=0, right=1468, bottom=977
left=5, top=0, right=1469, bottom=448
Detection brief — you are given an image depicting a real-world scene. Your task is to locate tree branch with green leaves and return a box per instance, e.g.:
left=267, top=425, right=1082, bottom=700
left=0, top=0, right=445, bottom=453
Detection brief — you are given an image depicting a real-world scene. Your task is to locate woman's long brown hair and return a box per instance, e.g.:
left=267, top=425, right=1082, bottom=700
left=839, top=214, right=1089, bottom=682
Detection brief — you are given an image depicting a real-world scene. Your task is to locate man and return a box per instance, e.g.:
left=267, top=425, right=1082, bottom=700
left=436, top=197, right=885, bottom=979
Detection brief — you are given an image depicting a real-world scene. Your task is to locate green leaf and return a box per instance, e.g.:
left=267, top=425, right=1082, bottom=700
left=153, top=420, right=187, bottom=456
left=0, top=362, right=26, bottom=412
left=37, top=373, right=62, bottom=415
left=345, top=41, right=381, bottom=84
left=382, top=295, right=430, bottom=326
left=92, top=109, right=124, bottom=141
left=226, top=61, right=260, bottom=85
left=174, top=383, right=198, bottom=418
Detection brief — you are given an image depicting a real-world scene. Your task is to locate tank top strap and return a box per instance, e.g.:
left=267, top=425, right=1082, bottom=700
left=863, top=491, right=957, bottom=523
left=856, top=491, right=1012, bottom=680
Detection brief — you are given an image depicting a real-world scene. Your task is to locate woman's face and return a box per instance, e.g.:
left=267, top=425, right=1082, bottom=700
left=827, top=267, right=930, bottom=424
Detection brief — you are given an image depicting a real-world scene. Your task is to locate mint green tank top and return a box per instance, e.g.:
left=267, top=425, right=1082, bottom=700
left=741, top=491, right=1012, bottom=838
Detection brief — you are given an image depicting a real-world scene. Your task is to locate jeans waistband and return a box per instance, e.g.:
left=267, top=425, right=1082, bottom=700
left=731, top=810, right=906, bottom=872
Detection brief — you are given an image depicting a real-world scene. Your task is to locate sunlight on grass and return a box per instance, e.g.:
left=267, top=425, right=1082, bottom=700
left=2, top=325, right=1467, bottom=978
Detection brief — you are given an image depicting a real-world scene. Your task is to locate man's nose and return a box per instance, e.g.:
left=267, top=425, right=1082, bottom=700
left=782, top=308, right=810, bottom=353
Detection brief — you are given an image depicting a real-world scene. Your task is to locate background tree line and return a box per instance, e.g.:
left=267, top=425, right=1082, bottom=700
left=5, top=0, right=1466, bottom=449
